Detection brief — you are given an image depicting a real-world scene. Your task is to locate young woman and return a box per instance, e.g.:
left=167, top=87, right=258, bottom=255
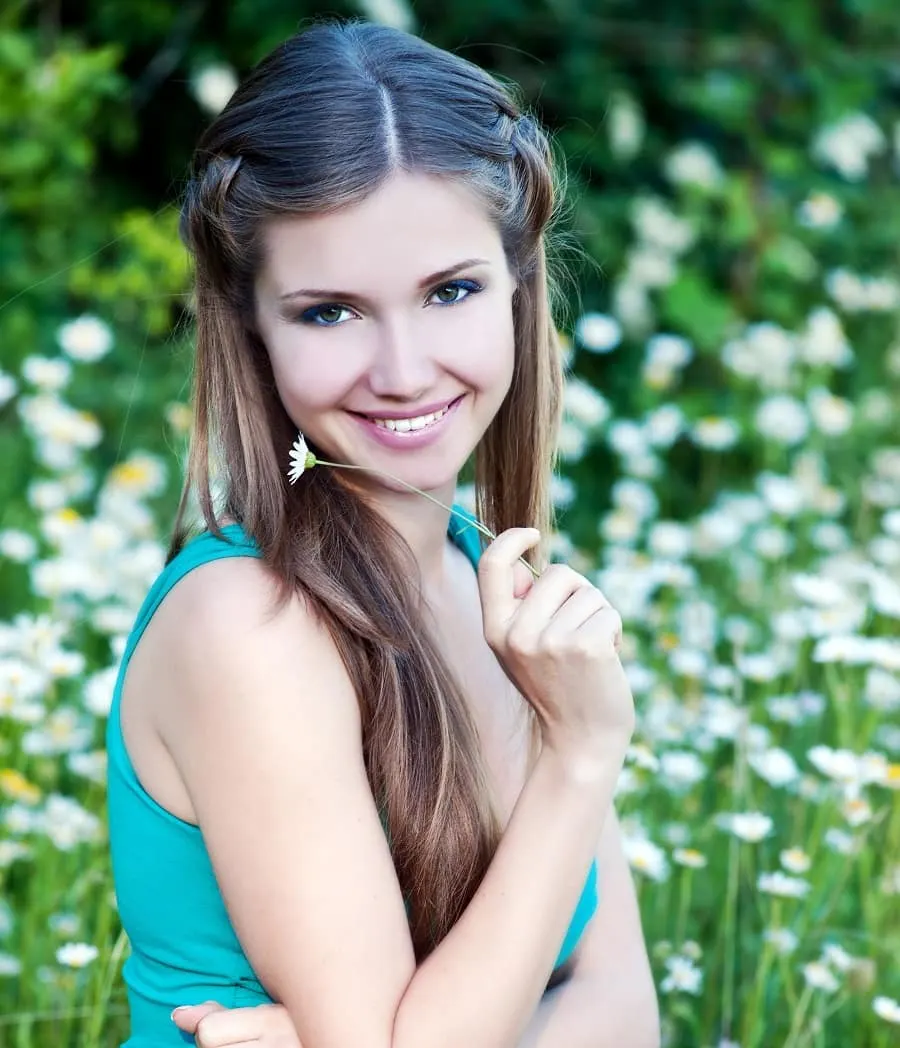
left=106, top=16, right=659, bottom=1048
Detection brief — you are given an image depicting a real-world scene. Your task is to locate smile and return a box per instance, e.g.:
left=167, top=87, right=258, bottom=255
left=368, top=404, right=452, bottom=432
left=349, top=395, right=465, bottom=449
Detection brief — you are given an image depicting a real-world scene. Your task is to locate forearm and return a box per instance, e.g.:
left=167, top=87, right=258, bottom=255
left=517, top=971, right=660, bottom=1048
left=392, top=747, right=621, bottom=1048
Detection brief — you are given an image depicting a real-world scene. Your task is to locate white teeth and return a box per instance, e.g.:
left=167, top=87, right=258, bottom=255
left=371, top=405, right=449, bottom=431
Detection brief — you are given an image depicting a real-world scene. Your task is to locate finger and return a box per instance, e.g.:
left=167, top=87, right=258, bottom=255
left=478, top=528, right=541, bottom=642
left=197, top=1035, right=260, bottom=1048
left=194, top=1004, right=282, bottom=1046
left=510, top=554, right=538, bottom=600
left=567, top=604, right=624, bottom=659
left=198, top=1039, right=259, bottom=1048
left=506, top=565, right=593, bottom=646
left=578, top=607, right=624, bottom=662
left=539, top=584, right=612, bottom=636
left=172, top=1002, right=227, bottom=1034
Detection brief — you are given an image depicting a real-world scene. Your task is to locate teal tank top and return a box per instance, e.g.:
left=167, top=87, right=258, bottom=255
left=106, top=505, right=600, bottom=1046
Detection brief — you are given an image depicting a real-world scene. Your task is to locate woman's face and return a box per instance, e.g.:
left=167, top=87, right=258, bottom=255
left=253, top=171, right=518, bottom=495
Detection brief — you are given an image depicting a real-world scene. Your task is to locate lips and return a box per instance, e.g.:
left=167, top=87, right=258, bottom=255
left=351, top=395, right=464, bottom=421
left=349, top=392, right=465, bottom=449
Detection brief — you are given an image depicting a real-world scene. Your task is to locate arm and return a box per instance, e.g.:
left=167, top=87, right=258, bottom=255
left=172, top=809, right=659, bottom=1048
left=159, top=556, right=625, bottom=1048
left=516, top=808, right=659, bottom=1048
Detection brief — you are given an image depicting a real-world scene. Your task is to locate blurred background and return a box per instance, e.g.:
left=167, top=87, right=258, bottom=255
left=1, top=1, right=899, bottom=1045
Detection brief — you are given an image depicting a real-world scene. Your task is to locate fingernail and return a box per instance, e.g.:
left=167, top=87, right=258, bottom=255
left=170, top=1005, right=191, bottom=1019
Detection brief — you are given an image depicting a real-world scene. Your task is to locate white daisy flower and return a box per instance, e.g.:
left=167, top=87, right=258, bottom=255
left=824, top=828, right=856, bottom=855
left=673, top=848, right=708, bottom=869
left=803, top=960, right=839, bottom=993
left=692, top=416, right=740, bottom=450
left=56, top=942, right=99, bottom=968
left=56, top=316, right=114, bottom=363
left=764, top=927, right=799, bottom=955
left=719, top=811, right=774, bottom=843
left=607, top=90, right=645, bottom=161
left=622, top=834, right=670, bottom=882
left=660, top=953, right=704, bottom=994
left=873, top=996, right=900, bottom=1024
left=821, top=943, right=856, bottom=973
left=780, top=847, right=812, bottom=874
left=758, top=871, right=811, bottom=898
left=0, top=952, right=22, bottom=976
left=749, top=747, right=800, bottom=788
left=664, top=141, right=724, bottom=191
left=0, top=369, right=18, bottom=407
left=357, top=0, right=416, bottom=32
left=574, top=312, right=623, bottom=354
left=287, top=433, right=317, bottom=484
left=797, top=191, right=843, bottom=229
left=190, top=64, right=238, bottom=115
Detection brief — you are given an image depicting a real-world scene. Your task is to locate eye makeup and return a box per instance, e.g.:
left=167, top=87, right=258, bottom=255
left=286, top=278, right=485, bottom=327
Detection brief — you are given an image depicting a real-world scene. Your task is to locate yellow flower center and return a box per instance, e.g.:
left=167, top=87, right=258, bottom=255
left=0, top=769, right=42, bottom=804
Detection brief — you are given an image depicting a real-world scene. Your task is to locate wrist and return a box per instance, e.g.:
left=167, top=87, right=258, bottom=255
left=538, top=738, right=624, bottom=788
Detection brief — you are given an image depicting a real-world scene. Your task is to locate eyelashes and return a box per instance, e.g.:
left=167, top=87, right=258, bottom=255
left=294, top=279, right=485, bottom=328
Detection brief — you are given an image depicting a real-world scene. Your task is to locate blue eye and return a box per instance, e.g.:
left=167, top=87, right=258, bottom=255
left=430, top=279, right=483, bottom=306
left=299, top=303, right=351, bottom=327
left=296, top=279, right=484, bottom=327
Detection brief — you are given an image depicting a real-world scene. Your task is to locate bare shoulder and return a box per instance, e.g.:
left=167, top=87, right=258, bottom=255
left=155, top=547, right=417, bottom=1044
left=163, top=547, right=304, bottom=632
left=156, top=550, right=360, bottom=743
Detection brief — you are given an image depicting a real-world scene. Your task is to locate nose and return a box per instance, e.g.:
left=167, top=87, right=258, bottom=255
left=366, top=316, right=438, bottom=400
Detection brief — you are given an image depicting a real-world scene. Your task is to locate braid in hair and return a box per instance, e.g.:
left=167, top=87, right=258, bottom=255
left=179, top=154, right=245, bottom=276
left=509, top=113, right=555, bottom=253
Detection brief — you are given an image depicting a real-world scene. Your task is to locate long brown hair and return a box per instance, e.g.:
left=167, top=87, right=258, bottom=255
left=169, top=15, right=567, bottom=961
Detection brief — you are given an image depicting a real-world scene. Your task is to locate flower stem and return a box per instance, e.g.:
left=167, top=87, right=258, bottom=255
left=311, top=457, right=542, bottom=578
left=782, top=983, right=814, bottom=1048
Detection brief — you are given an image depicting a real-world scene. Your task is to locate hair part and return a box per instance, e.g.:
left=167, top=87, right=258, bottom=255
left=169, top=14, right=568, bottom=962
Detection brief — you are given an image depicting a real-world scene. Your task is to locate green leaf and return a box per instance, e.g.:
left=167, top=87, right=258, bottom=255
left=660, top=271, right=738, bottom=353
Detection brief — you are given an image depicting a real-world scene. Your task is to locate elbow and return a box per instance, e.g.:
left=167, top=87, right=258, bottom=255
left=618, top=975, right=660, bottom=1048
left=634, top=950, right=661, bottom=1048
left=627, top=1007, right=660, bottom=1048
left=592, top=975, right=660, bottom=1048
left=638, top=986, right=661, bottom=1048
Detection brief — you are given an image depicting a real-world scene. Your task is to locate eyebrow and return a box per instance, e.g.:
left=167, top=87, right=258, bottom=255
left=277, top=258, right=492, bottom=304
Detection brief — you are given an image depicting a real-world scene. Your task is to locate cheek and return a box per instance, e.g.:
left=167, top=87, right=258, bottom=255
left=269, top=347, right=355, bottom=412
left=469, top=307, right=516, bottom=392
left=437, top=300, right=515, bottom=390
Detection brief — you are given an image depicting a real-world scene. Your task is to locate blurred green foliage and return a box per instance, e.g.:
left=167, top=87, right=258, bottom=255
left=2, top=2, right=900, bottom=1046
left=3, top=0, right=900, bottom=527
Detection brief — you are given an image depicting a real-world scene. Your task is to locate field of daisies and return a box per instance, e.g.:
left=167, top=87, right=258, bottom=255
left=2, top=3, right=900, bottom=1047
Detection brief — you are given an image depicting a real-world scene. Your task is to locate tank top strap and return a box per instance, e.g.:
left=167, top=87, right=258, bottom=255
left=126, top=509, right=478, bottom=674
left=106, top=522, right=263, bottom=819
left=115, top=508, right=478, bottom=713
left=124, top=524, right=261, bottom=664
left=110, top=524, right=261, bottom=728
left=111, top=508, right=479, bottom=750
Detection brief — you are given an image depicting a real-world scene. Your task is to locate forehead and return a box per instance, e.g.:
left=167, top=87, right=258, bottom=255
left=257, top=172, right=504, bottom=294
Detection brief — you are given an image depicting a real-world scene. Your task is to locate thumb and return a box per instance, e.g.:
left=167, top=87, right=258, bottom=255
left=171, top=1001, right=226, bottom=1033
left=478, top=528, right=541, bottom=634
